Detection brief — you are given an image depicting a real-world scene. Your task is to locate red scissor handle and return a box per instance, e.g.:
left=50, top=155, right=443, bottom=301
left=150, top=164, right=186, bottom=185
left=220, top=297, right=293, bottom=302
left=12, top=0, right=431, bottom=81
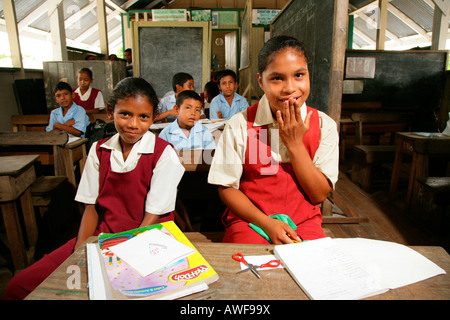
left=260, top=260, right=281, bottom=268
left=232, top=253, right=248, bottom=264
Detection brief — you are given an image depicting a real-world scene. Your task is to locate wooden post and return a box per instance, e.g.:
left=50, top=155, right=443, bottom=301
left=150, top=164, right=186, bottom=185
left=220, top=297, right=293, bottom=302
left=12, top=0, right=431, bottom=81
left=431, top=0, right=450, bottom=50
left=1, top=0, right=22, bottom=69
left=376, top=0, right=388, bottom=50
left=328, top=0, right=348, bottom=126
left=48, top=0, right=68, bottom=61
left=97, top=0, right=109, bottom=57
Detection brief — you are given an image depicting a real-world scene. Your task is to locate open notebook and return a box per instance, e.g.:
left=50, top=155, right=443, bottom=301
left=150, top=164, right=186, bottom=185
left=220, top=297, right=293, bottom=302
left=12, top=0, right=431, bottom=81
left=274, top=237, right=446, bottom=300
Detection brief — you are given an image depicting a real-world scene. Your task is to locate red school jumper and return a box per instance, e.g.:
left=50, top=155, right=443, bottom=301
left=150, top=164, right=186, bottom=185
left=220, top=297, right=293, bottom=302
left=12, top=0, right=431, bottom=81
left=3, top=137, right=173, bottom=300
left=73, top=87, right=101, bottom=111
left=221, top=102, right=326, bottom=244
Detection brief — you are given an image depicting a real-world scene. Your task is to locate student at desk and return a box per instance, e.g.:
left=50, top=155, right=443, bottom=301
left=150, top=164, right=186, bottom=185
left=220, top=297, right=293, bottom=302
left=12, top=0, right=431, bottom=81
left=209, top=69, right=249, bottom=120
left=159, top=90, right=216, bottom=150
left=208, top=36, right=339, bottom=244
left=155, top=72, right=195, bottom=123
left=46, top=81, right=90, bottom=137
left=3, top=77, right=185, bottom=300
left=73, top=67, right=105, bottom=114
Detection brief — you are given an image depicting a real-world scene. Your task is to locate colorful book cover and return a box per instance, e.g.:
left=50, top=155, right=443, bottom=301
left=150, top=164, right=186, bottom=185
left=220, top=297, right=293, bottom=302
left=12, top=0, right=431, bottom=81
left=94, top=221, right=219, bottom=300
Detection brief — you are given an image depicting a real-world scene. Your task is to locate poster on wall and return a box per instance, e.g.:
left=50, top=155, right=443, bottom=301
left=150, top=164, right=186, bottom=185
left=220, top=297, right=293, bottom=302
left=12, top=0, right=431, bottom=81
left=191, top=10, right=211, bottom=21
left=152, top=9, right=187, bottom=21
left=345, top=57, right=376, bottom=79
left=252, top=9, right=280, bottom=25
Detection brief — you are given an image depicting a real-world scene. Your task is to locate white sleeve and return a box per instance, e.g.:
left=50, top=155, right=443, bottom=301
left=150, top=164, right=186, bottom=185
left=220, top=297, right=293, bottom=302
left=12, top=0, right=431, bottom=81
left=94, top=91, right=105, bottom=109
left=207, top=113, right=247, bottom=189
left=145, top=146, right=185, bottom=214
left=75, top=142, right=100, bottom=204
left=313, top=112, right=339, bottom=188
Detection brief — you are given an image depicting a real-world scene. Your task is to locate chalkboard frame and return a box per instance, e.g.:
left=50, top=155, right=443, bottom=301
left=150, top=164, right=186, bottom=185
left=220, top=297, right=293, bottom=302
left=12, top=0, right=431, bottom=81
left=132, top=21, right=211, bottom=98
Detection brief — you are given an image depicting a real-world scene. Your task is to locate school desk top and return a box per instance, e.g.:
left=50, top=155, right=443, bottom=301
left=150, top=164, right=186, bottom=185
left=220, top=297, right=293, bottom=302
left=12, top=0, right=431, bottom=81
left=24, top=233, right=450, bottom=300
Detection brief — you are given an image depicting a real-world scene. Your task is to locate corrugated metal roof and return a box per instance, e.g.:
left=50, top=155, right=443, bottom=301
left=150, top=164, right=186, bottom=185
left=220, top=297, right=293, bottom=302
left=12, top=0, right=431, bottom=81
left=0, top=0, right=447, bottom=54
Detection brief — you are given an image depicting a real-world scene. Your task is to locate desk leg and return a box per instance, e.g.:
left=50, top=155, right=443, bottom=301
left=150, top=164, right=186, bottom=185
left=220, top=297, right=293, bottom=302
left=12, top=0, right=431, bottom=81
left=19, top=188, right=38, bottom=248
left=405, top=152, right=418, bottom=209
left=54, top=146, right=76, bottom=187
left=0, top=202, right=28, bottom=270
left=389, top=143, right=403, bottom=200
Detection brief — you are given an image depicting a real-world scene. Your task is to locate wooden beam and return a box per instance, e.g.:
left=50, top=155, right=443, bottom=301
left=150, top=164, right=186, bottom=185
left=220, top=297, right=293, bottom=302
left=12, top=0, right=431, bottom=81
left=48, top=0, right=68, bottom=61
left=376, top=0, right=388, bottom=50
left=433, top=0, right=449, bottom=16
left=17, top=1, right=47, bottom=32
left=328, top=0, right=348, bottom=124
left=1, top=0, right=22, bottom=68
left=97, top=0, right=109, bottom=57
left=388, top=3, right=431, bottom=41
left=432, top=0, right=450, bottom=49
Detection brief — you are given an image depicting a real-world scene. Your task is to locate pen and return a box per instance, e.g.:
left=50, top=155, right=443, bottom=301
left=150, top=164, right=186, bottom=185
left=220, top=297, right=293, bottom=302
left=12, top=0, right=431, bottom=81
left=287, top=233, right=301, bottom=243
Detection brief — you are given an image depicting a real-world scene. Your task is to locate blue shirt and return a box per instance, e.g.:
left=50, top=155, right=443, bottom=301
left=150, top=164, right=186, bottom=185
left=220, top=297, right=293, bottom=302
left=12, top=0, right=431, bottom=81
left=209, top=92, right=249, bottom=120
left=157, top=93, right=177, bottom=122
left=159, top=120, right=216, bottom=150
left=46, top=102, right=90, bottom=137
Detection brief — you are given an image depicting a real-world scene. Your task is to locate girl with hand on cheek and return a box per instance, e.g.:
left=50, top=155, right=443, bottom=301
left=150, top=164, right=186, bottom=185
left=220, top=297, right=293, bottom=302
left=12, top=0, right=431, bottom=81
left=208, top=36, right=339, bottom=245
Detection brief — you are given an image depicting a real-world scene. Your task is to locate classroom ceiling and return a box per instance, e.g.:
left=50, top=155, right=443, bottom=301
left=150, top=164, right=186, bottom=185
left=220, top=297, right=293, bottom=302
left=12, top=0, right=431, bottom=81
left=0, top=0, right=447, bottom=55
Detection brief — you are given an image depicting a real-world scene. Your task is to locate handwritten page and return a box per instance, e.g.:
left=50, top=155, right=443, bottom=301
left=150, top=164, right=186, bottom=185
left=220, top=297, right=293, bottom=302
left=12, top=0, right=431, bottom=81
left=109, top=228, right=195, bottom=276
left=274, top=237, right=446, bottom=300
left=275, top=238, right=386, bottom=300
left=333, top=238, right=446, bottom=290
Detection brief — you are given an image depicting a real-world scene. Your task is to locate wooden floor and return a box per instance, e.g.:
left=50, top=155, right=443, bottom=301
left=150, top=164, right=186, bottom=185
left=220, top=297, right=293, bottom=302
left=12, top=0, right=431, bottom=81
left=1, top=163, right=449, bottom=298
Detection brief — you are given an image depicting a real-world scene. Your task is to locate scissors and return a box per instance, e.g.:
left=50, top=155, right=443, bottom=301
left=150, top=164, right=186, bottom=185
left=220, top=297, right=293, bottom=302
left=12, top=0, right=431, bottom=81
left=232, top=253, right=281, bottom=279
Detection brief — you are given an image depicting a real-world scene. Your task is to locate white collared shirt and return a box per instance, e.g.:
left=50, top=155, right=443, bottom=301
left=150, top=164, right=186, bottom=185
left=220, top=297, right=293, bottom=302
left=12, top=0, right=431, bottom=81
left=74, top=87, right=105, bottom=110
left=75, top=131, right=185, bottom=215
left=159, top=120, right=216, bottom=150
left=207, top=95, right=339, bottom=189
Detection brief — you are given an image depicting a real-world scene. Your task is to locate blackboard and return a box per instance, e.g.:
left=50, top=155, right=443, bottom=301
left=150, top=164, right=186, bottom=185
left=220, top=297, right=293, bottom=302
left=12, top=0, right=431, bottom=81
left=343, top=50, right=447, bottom=131
left=136, top=22, right=210, bottom=98
left=271, top=0, right=336, bottom=114
left=14, top=79, right=47, bottom=114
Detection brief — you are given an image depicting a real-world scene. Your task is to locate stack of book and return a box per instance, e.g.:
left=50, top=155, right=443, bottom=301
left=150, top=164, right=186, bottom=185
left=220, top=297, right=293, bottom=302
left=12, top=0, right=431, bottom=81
left=86, top=221, right=219, bottom=300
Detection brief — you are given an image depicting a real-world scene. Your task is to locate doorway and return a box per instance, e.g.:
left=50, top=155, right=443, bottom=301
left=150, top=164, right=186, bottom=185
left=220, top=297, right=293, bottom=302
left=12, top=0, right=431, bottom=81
left=211, top=29, right=238, bottom=79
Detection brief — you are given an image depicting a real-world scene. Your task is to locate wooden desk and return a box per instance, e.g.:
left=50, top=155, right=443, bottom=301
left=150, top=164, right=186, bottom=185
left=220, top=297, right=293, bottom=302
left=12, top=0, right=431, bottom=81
left=0, top=132, right=88, bottom=187
left=389, top=132, right=450, bottom=206
left=0, top=155, right=39, bottom=270
left=25, top=233, right=450, bottom=300
left=11, top=113, right=111, bottom=132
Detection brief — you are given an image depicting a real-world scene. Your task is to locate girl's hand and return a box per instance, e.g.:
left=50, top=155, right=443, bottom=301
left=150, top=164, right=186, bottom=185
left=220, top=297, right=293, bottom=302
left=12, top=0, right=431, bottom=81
left=259, top=216, right=300, bottom=244
left=276, top=97, right=312, bottom=150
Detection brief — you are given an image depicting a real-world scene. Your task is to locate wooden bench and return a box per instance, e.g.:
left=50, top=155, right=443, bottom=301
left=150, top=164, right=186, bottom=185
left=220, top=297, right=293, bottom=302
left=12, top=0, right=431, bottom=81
left=411, top=177, right=450, bottom=234
left=0, top=131, right=87, bottom=187
left=339, top=109, right=410, bottom=160
left=31, top=176, right=68, bottom=217
left=351, top=145, right=397, bottom=192
left=350, top=112, right=411, bottom=192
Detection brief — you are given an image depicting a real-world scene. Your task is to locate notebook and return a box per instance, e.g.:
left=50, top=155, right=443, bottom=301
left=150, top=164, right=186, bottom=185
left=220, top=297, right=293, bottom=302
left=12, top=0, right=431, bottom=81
left=274, top=237, right=446, bottom=300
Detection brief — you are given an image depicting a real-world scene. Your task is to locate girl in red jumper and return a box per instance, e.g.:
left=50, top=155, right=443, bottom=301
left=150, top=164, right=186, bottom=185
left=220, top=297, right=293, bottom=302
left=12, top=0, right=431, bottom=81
left=73, top=67, right=105, bottom=114
left=4, top=77, right=185, bottom=299
left=208, top=36, right=339, bottom=244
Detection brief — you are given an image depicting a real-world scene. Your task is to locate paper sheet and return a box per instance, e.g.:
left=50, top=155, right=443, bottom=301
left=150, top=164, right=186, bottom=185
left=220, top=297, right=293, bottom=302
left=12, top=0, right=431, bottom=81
left=274, top=237, right=446, bottom=300
left=108, top=228, right=195, bottom=276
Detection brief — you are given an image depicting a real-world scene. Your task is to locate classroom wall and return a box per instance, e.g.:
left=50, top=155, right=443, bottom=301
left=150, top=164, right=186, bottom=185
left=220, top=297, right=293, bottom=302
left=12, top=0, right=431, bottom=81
left=0, top=69, right=44, bottom=132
